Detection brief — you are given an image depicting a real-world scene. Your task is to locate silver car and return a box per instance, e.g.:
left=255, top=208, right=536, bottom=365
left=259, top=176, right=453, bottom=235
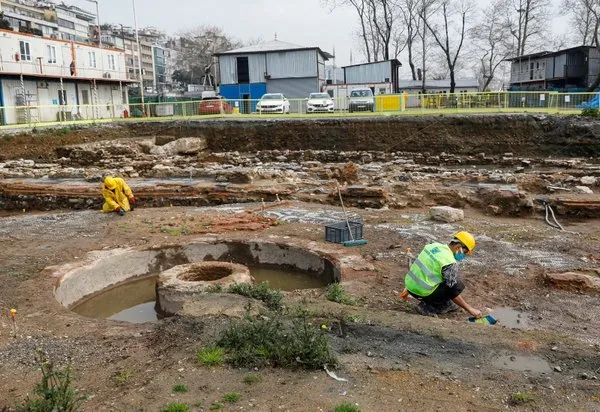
left=348, top=88, right=375, bottom=112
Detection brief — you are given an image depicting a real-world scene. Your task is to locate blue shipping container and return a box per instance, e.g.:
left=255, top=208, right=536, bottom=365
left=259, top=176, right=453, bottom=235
left=220, top=83, right=266, bottom=114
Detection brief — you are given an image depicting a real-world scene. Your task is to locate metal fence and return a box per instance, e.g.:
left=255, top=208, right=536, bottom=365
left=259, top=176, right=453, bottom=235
left=1, top=91, right=599, bottom=128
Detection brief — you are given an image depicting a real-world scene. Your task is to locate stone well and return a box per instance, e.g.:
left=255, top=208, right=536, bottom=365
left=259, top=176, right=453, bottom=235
left=156, top=261, right=253, bottom=316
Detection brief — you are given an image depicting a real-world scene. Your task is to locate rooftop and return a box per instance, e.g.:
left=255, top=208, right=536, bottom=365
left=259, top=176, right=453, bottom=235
left=216, top=39, right=333, bottom=59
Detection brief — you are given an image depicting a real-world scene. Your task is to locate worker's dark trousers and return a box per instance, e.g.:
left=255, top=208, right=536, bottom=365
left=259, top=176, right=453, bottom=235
left=409, top=282, right=464, bottom=311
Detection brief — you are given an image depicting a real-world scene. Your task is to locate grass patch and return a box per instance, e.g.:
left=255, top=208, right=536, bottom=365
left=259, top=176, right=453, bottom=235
left=160, top=226, right=192, bottom=236
left=228, top=281, right=283, bottom=310
left=509, top=392, right=535, bottom=405
left=325, top=284, right=358, bottom=306
left=217, top=310, right=336, bottom=369
left=222, top=392, right=241, bottom=403
left=18, top=353, right=86, bottom=411
left=242, top=373, right=262, bottom=385
left=334, top=402, right=361, bottom=412
left=112, top=369, right=133, bottom=386
left=196, top=346, right=224, bottom=366
left=581, top=107, right=600, bottom=117
left=161, top=403, right=190, bottom=412
left=172, top=383, right=188, bottom=393
left=205, top=284, right=223, bottom=293
left=209, top=402, right=224, bottom=410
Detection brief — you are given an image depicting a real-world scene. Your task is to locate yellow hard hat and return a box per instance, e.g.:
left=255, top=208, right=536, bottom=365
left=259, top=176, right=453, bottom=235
left=454, top=231, right=476, bottom=254
left=104, top=176, right=117, bottom=190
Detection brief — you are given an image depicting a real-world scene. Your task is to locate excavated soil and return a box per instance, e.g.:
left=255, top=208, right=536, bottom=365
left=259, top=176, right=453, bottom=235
left=1, top=115, right=600, bottom=411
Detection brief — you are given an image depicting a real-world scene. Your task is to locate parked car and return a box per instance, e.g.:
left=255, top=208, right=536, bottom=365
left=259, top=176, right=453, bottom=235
left=256, top=93, right=290, bottom=114
left=348, top=88, right=375, bottom=112
left=306, top=92, right=334, bottom=113
left=199, top=96, right=232, bottom=115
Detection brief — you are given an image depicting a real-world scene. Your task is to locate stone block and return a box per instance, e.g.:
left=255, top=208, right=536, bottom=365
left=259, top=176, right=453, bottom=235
left=429, top=206, right=464, bottom=222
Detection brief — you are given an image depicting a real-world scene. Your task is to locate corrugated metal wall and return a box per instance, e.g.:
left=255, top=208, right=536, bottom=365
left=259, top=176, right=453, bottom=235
left=345, top=61, right=392, bottom=84
left=266, top=50, right=317, bottom=79
left=588, top=48, right=600, bottom=87
left=219, top=54, right=266, bottom=84
left=266, top=77, right=317, bottom=98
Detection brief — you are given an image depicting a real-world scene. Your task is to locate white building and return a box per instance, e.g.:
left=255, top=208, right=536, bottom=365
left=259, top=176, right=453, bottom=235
left=0, top=30, right=130, bottom=125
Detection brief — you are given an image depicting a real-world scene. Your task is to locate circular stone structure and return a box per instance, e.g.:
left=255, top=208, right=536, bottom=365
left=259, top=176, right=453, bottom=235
left=156, top=261, right=253, bottom=316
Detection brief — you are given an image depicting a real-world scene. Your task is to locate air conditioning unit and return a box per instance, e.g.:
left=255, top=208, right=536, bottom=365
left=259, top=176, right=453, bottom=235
left=37, top=80, right=49, bottom=88
left=103, top=72, right=111, bottom=79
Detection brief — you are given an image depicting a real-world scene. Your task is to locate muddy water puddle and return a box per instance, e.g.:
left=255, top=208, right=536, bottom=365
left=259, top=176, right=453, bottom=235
left=72, top=267, right=327, bottom=323
left=491, top=307, right=530, bottom=329
left=492, top=354, right=552, bottom=373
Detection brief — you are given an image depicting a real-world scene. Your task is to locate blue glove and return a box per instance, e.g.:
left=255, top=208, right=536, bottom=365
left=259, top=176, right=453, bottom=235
left=119, top=209, right=125, bottom=216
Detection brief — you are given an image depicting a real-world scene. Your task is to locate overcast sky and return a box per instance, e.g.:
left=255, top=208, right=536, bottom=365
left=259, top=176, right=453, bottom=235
left=70, top=0, right=568, bottom=76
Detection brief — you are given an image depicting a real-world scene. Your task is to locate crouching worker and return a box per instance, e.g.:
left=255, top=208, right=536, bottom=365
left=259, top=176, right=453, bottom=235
left=102, top=176, right=135, bottom=216
left=403, top=231, right=483, bottom=318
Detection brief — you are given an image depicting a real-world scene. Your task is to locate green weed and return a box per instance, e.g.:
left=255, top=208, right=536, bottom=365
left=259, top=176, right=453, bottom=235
left=196, top=346, right=224, bottom=366
left=205, top=284, right=223, bottom=293
left=17, top=353, right=86, bottom=411
left=209, top=402, right=224, bottom=410
left=228, top=281, right=283, bottom=310
left=325, top=284, right=358, bottom=306
left=242, top=373, right=261, bottom=384
left=581, top=107, right=600, bottom=117
left=172, top=383, right=188, bottom=393
left=509, top=392, right=535, bottom=405
left=334, top=402, right=361, bottom=412
left=217, top=310, right=336, bottom=369
left=161, top=403, right=190, bottom=412
left=112, top=369, right=133, bottom=386
left=222, top=392, right=241, bottom=403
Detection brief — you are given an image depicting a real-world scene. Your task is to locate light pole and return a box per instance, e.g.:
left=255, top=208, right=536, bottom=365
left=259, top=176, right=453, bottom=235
left=84, top=0, right=101, bottom=48
left=132, top=0, right=145, bottom=113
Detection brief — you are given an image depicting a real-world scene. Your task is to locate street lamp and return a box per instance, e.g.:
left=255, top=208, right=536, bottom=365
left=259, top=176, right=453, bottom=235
left=132, top=0, right=145, bottom=113
left=84, top=0, right=101, bottom=48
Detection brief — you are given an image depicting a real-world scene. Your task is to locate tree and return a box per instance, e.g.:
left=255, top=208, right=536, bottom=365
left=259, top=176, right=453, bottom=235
left=399, top=0, right=422, bottom=80
left=563, top=0, right=597, bottom=45
left=470, top=0, right=513, bottom=91
left=366, top=0, right=396, bottom=60
left=421, top=0, right=472, bottom=93
left=505, top=0, right=551, bottom=57
left=174, top=25, right=242, bottom=89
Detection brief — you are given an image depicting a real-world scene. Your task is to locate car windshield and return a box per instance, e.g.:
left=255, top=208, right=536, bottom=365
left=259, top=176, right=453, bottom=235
left=261, top=94, right=284, bottom=100
left=350, top=90, right=373, bottom=97
left=309, top=93, right=330, bottom=99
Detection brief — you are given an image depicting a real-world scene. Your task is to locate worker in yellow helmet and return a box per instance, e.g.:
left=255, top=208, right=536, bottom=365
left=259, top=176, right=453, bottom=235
left=102, top=176, right=135, bottom=216
left=403, top=231, right=483, bottom=318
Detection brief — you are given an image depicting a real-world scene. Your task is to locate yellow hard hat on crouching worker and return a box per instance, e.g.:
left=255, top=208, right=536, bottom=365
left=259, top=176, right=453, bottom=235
left=104, top=176, right=117, bottom=190
left=454, top=231, right=476, bottom=254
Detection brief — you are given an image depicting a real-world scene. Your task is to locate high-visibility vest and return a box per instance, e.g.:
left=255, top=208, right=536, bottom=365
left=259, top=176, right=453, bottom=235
left=404, top=243, right=456, bottom=297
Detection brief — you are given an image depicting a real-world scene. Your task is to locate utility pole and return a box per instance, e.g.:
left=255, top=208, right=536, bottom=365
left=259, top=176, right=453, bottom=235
left=132, top=0, right=145, bottom=114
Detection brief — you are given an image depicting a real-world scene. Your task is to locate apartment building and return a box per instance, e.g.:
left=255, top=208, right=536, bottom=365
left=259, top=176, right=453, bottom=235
left=0, top=29, right=129, bottom=125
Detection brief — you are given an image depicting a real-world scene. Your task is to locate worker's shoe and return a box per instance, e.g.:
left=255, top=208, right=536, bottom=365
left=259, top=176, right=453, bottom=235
left=436, top=300, right=460, bottom=314
left=415, top=302, right=438, bottom=317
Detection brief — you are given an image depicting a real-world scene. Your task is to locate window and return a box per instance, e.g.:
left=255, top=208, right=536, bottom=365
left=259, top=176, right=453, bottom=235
left=46, top=45, right=56, bottom=64
left=57, top=18, right=75, bottom=29
left=19, top=40, right=31, bottom=61
left=88, top=51, right=96, bottom=68
left=107, top=54, right=115, bottom=70
left=81, top=90, right=90, bottom=105
left=236, top=57, right=249, bottom=84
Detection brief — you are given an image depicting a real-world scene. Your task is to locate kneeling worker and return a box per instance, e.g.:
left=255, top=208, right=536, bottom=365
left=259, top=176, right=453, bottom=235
left=404, top=231, right=482, bottom=318
left=102, top=176, right=135, bottom=216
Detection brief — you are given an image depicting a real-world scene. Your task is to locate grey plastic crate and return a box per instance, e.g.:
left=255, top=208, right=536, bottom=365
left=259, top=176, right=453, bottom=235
left=325, top=221, right=363, bottom=244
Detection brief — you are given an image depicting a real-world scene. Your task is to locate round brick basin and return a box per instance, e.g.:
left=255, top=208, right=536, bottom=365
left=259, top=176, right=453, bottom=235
left=156, top=261, right=253, bottom=316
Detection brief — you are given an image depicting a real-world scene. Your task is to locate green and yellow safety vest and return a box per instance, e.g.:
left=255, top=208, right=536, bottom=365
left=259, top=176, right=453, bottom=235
left=404, top=242, right=456, bottom=297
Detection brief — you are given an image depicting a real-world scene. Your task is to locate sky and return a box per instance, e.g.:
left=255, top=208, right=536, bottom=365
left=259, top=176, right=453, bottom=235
left=69, top=0, right=568, bottom=77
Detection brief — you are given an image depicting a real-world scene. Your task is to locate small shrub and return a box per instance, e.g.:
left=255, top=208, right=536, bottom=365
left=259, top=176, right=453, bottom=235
left=18, top=354, right=86, bottom=411
left=217, top=311, right=336, bottom=369
left=325, top=284, right=358, bottom=306
left=242, top=373, right=261, bottom=384
left=334, top=402, right=361, bottom=412
left=54, top=127, right=70, bottom=136
left=228, top=281, right=283, bottom=310
left=162, top=403, right=190, bottom=412
left=209, top=402, right=224, bottom=410
left=3, top=134, right=13, bottom=141
left=196, top=346, right=224, bottom=366
left=581, top=107, right=600, bottom=117
left=112, top=369, right=133, bottom=386
left=205, top=284, right=223, bottom=293
left=172, top=383, right=188, bottom=393
left=222, top=392, right=241, bottom=403
left=509, top=392, right=535, bottom=405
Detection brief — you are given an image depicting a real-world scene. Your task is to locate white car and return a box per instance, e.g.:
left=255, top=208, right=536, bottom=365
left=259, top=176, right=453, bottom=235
left=306, top=92, right=334, bottom=113
left=256, top=93, right=290, bottom=114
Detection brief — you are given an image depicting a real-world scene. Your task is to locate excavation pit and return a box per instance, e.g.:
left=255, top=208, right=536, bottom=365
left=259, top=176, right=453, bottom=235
left=51, top=237, right=357, bottom=323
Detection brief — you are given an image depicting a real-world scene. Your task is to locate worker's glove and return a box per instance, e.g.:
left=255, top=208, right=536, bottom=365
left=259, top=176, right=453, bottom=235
left=115, top=207, right=125, bottom=216
left=129, top=196, right=135, bottom=211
